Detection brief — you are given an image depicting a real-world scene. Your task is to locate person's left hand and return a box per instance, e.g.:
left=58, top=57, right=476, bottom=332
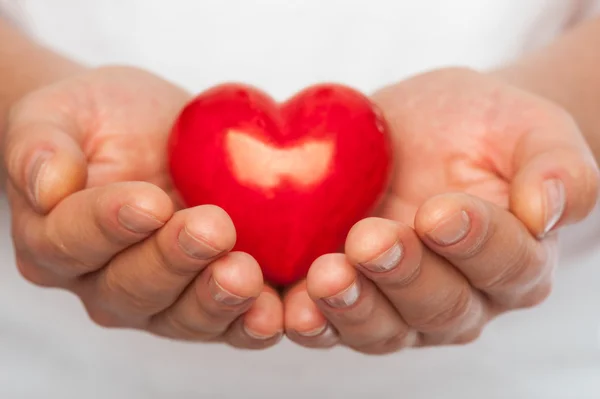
left=283, top=67, right=600, bottom=353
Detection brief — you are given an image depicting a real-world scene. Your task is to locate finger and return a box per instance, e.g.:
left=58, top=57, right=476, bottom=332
left=226, top=285, right=284, bottom=350
left=147, top=251, right=264, bottom=341
left=306, top=253, right=416, bottom=354
left=415, top=193, right=555, bottom=309
left=84, top=205, right=238, bottom=320
left=510, top=111, right=600, bottom=237
left=3, top=95, right=88, bottom=213
left=284, top=280, right=339, bottom=349
left=10, top=181, right=173, bottom=281
left=345, top=218, right=490, bottom=346
left=6, top=183, right=60, bottom=287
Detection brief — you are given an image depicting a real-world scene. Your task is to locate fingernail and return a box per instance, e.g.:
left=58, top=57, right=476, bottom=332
left=243, top=324, right=283, bottom=341
left=542, top=179, right=566, bottom=236
left=178, top=227, right=222, bottom=259
left=323, top=279, right=361, bottom=308
left=208, top=277, right=250, bottom=306
left=27, top=150, right=53, bottom=207
left=296, top=323, right=334, bottom=338
left=361, top=242, right=403, bottom=273
left=402, top=330, right=420, bottom=348
left=118, top=205, right=164, bottom=233
left=426, top=210, right=471, bottom=246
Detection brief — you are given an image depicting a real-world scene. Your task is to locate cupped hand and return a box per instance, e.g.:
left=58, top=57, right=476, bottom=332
left=284, top=67, right=599, bottom=353
left=3, top=66, right=283, bottom=348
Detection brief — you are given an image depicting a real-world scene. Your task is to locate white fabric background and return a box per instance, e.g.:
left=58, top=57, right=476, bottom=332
left=1, top=1, right=599, bottom=398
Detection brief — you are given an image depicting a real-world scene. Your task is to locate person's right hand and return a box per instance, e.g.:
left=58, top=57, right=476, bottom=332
left=2, top=66, right=283, bottom=349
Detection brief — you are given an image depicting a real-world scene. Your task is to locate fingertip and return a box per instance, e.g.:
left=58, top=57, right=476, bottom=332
left=414, top=193, right=471, bottom=239
left=97, top=182, right=173, bottom=236
left=284, top=284, right=339, bottom=348
left=243, top=289, right=284, bottom=339
left=345, top=217, right=400, bottom=265
left=306, top=253, right=357, bottom=300
left=211, top=252, right=264, bottom=300
left=284, top=281, right=327, bottom=333
left=119, top=181, right=174, bottom=223
left=510, top=149, right=600, bottom=237
left=39, top=148, right=88, bottom=212
left=511, top=177, right=556, bottom=238
left=414, top=193, right=498, bottom=259
left=183, top=205, right=237, bottom=254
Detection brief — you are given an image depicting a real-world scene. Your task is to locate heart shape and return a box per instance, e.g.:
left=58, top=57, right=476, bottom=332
left=168, top=83, right=393, bottom=286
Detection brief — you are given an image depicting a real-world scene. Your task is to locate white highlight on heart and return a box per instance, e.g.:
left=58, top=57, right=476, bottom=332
left=225, top=129, right=334, bottom=192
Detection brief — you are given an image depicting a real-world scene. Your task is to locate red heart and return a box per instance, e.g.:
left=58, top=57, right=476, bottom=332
left=168, top=83, right=393, bottom=286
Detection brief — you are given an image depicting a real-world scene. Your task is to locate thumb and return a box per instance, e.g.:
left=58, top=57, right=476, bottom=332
left=510, top=110, right=600, bottom=238
left=3, top=96, right=88, bottom=214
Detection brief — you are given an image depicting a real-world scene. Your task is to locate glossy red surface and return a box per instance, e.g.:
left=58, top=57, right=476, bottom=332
left=168, top=83, right=393, bottom=286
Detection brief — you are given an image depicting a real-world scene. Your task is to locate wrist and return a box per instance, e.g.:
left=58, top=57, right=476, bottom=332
left=0, top=19, right=85, bottom=186
left=492, top=62, right=600, bottom=165
left=489, top=17, right=600, bottom=163
left=0, top=19, right=86, bottom=125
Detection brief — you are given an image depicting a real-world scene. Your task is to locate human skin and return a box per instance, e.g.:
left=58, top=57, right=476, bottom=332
left=1, top=16, right=599, bottom=352
left=283, top=17, right=600, bottom=352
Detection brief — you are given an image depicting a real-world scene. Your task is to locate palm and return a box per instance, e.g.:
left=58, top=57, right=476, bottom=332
left=5, top=67, right=287, bottom=348
left=372, top=68, right=530, bottom=225
left=64, top=67, right=190, bottom=197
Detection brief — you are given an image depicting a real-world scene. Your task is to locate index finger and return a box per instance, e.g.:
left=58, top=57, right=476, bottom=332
left=415, top=193, right=555, bottom=309
left=10, top=180, right=173, bottom=281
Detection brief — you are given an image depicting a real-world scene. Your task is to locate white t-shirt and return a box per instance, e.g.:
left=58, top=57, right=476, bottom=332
left=1, top=1, right=600, bottom=398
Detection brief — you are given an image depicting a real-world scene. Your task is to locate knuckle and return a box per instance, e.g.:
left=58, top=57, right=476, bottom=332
left=95, top=210, right=136, bottom=248
left=158, top=312, right=215, bottom=341
left=193, top=282, right=246, bottom=320
left=45, top=232, right=73, bottom=262
left=151, top=245, right=197, bottom=279
left=41, top=227, right=95, bottom=277
left=376, top=258, right=422, bottom=291
left=476, top=243, right=543, bottom=292
left=328, top=299, right=376, bottom=327
left=196, top=305, right=236, bottom=327
left=409, top=287, right=472, bottom=332
left=103, top=271, right=163, bottom=315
